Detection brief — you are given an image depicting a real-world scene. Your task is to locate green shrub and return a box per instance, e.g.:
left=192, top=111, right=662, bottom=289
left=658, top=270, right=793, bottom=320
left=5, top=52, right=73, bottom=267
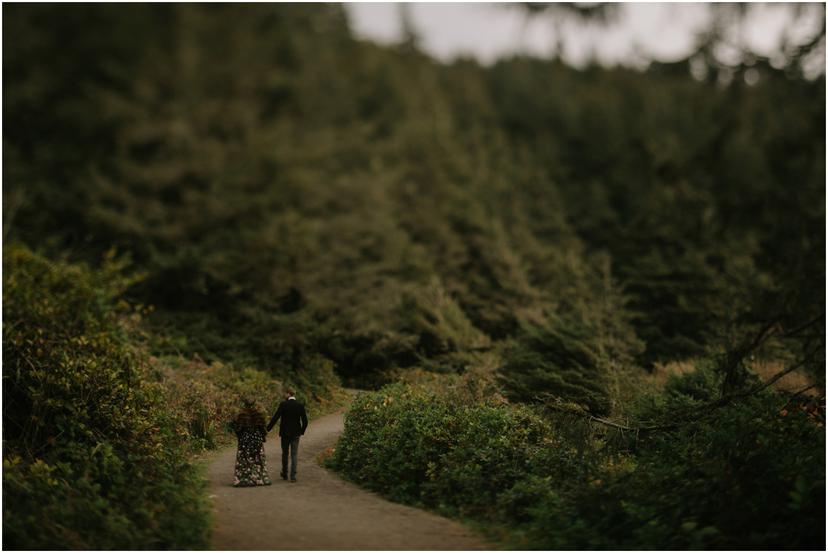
left=2, top=244, right=209, bottom=549
left=329, top=384, right=581, bottom=517
left=517, top=367, right=826, bottom=549
left=330, top=377, right=825, bottom=550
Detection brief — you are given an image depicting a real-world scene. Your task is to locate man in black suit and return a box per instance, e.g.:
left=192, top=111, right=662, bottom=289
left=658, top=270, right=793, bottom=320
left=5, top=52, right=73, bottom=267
left=267, top=388, right=308, bottom=482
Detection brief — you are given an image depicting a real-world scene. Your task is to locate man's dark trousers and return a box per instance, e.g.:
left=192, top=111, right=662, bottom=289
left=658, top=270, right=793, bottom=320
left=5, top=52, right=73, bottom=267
left=281, top=435, right=300, bottom=480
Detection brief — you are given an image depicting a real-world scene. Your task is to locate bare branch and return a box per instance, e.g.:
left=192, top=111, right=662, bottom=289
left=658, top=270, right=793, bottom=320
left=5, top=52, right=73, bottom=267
left=534, top=345, right=819, bottom=435
left=780, top=313, right=825, bottom=339
left=587, top=414, right=675, bottom=432
left=781, top=384, right=818, bottom=411
left=745, top=357, right=810, bottom=396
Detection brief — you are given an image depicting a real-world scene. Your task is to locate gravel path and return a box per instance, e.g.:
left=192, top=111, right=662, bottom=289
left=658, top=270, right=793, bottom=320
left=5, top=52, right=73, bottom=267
left=208, top=407, right=490, bottom=550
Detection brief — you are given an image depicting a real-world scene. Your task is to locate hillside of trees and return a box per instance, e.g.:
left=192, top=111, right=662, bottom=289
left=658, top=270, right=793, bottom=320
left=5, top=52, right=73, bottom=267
left=3, top=4, right=825, bottom=548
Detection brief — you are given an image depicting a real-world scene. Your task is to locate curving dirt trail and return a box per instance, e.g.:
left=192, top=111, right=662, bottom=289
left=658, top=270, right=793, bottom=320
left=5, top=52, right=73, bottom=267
left=208, top=407, right=490, bottom=550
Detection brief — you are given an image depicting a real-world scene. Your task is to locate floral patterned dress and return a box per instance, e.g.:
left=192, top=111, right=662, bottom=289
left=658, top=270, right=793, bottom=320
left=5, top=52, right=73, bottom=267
left=231, top=408, right=272, bottom=487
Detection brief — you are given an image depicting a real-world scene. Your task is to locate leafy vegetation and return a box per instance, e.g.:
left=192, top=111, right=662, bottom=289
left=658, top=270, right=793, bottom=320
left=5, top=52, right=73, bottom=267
left=3, top=3, right=824, bottom=548
left=3, top=245, right=210, bottom=548
left=1, top=245, right=343, bottom=548
left=330, top=377, right=825, bottom=549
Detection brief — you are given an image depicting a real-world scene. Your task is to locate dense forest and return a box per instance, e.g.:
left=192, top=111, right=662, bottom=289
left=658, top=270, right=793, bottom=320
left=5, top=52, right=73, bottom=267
left=3, top=4, right=825, bottom=549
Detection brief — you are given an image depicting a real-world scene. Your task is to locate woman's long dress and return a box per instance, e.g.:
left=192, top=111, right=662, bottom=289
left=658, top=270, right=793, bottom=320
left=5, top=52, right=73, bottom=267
left=232, top=408, right=272, bottom=487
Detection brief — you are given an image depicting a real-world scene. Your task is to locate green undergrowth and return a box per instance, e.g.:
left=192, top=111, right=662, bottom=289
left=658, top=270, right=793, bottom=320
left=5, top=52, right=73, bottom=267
left=328, top=375, right=825, bottom=549
left=2, top=244, right=343, bottom=548
left=3, top=244, right=209, bottom=548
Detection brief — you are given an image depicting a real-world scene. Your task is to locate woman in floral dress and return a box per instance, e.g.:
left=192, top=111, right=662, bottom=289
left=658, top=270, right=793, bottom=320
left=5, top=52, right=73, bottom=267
left=230, top=399, right=272, bottom=487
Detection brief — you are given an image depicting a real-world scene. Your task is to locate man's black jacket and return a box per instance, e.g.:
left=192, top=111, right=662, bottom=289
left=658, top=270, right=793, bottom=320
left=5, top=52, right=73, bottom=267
left=267, top=398, right=308, bottom=438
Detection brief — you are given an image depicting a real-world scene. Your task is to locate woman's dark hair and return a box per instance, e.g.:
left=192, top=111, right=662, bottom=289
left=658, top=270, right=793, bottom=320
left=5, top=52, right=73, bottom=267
left=235, top=398, right=265, bottom=428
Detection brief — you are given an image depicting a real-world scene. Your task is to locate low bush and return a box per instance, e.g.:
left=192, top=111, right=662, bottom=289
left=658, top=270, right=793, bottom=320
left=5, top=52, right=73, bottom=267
left=328, top=383, right=585, bottom=517
left=329, top=369, right=825, bottom=549
left=2, top=245, right=209, bottom=549
left=3, top=244, right=346, bottom=548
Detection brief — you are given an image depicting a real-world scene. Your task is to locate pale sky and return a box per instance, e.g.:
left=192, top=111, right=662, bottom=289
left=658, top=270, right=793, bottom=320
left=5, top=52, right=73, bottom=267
left=345, top=3, right=825, bottom=70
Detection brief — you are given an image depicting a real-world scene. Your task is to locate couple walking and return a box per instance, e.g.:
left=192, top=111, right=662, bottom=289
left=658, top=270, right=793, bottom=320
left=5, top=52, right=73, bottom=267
left=230, top=389, right=308, bottom=486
